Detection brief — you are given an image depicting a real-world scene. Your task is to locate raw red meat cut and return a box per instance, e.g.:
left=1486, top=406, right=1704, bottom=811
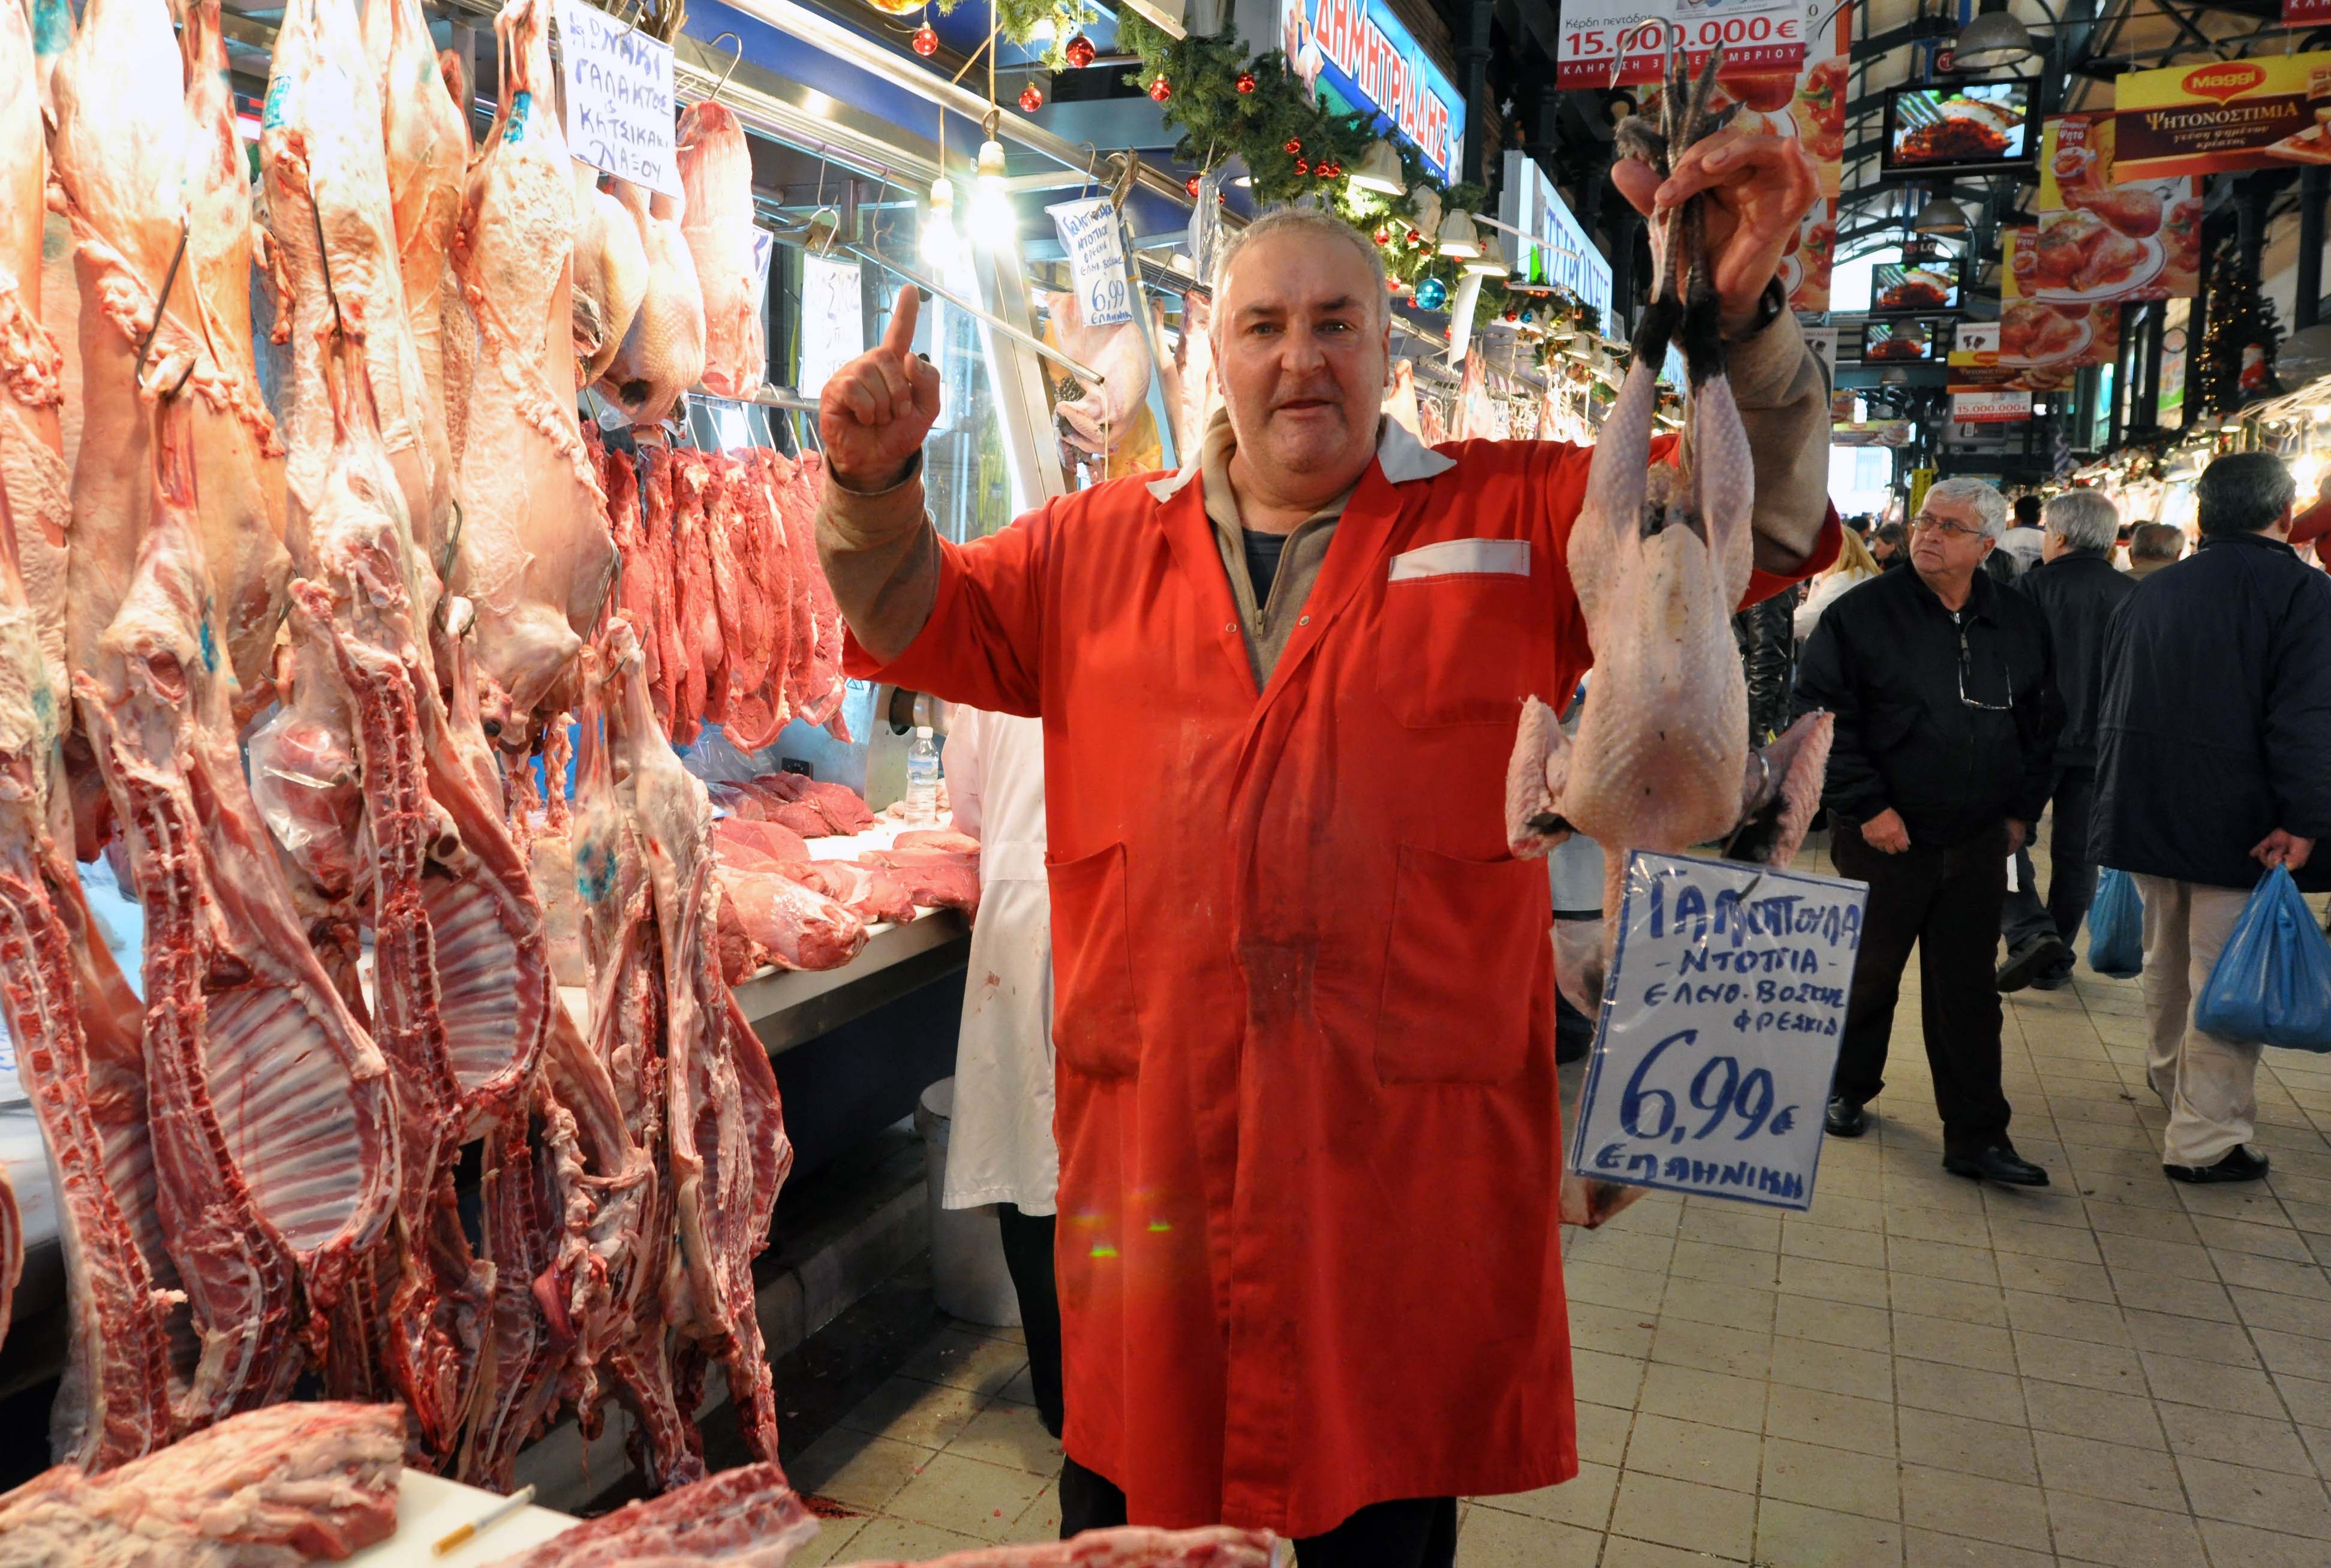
left=759, top=772, right=877, bottom=834
left=859, top=847, right=981, bottom=914
left=78, top=398, right=402, bottom=1434
left=895, top=829, right=982, bottom=856
left=481, top=1461, right=816, bottom=1567
left=787, top=860, right=916, bottom=927
left=600, top=620, right=790, bottom=1466
left=0, top=1401, right=403, bottom=1563
left=0, top=1164, right=16, bottom=1347
left=846, top=1527, right=1282, bottom=1568
left=667, top=451, right=720, bottom=744
left=715, top=865, right=867, bottom=977
left=676, top=102, right=765, bottom=401
left=713, top=816, right=811, bottom=868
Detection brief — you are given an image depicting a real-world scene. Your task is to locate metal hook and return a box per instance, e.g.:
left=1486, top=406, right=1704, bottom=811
left=132, top=214, right=193, bottom=398
left=704, top=31, right=742, bottom=105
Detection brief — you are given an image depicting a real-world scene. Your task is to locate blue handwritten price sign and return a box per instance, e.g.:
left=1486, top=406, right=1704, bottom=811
left=1569, top=851, right=1867, bottom=1211
left=558, top=0, right=679, bottom=197
left=1044, top=198, right=1134, bottom=329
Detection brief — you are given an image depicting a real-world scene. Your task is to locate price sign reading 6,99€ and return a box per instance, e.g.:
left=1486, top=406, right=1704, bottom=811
left=1569, top=851, right=1868, bottom=1212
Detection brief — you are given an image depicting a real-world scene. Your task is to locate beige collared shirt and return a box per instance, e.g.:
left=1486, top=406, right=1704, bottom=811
left=1154, top=410, right=1457, bottom=687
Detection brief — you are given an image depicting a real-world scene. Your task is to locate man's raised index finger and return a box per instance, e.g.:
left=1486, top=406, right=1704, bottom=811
left=880, top=286, right=921, bottom=358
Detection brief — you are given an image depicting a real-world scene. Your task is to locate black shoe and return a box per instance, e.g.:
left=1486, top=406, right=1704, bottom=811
left=2031, top=964, right=2075, bottom=992
left=1996, top=935, right=2070, bottom=994
left=1944, top=1145, right=2051, bottom=1187
left=2165, top=1146, right=2270, bottom=1184
left=1824, top=1096, right=1867, bottom=1137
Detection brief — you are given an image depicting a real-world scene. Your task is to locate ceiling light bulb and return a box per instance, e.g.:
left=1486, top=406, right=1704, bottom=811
left=1348, top=137, right=1405, bottom=196
left=970, top=139, right=1015, bottom=249
left=922, top=176, right=960, bottom=267
left=1436, top=209, right=1481, bottom=260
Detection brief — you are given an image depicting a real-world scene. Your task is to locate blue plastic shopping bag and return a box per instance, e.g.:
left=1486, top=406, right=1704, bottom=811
left=2193, top=866, right=2331, bottom=1051
left=2086, top=868, right=2143, bottom=980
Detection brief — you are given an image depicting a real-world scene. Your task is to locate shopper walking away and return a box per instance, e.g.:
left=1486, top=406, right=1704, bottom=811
left=1797, top=477, right=2061, bottom=1187
left=940, top=706, right=1063, bottom=1436
left=1998, top=490, right=2135, bottom=992
left=816, top=160, right=1836, bottom=1551
left=2126, top=521, right=2184, bottom=579
left=2094, top=452, right=2331, bottom=1184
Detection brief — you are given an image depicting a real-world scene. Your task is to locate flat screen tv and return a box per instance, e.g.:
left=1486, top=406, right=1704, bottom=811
left=1881, top=80, right=2035, bottom=176
left=1869, top=263, right=1961, bottom=315
left=1859, top=320, right=1945, bottom=363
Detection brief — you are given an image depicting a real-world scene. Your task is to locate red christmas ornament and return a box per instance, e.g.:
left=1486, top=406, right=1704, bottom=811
left=1236, top=71, right=1257, bottom=93
left=1503, top=309, right=1520, bottom=321
left=1064, top=33, right=1095, bottom=68
left=911, top=22, right=938, bottom=55
left=1293, top=157, right=1309, bottom=175
left=1148, top=75, right=1171, bottom=102
left=1186, top=174, right=1202, bottom=197
left=1318, top=159, right=1341, bottom=179
left=1019, top=83, right=1043, bottom=112
left=1373, top=227, right=1391, bottom=245
left=1283, top=137, right=1302, bottom=155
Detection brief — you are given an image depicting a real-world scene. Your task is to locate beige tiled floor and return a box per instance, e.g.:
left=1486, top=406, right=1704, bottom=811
left=787, top=853, right=2331, bottom=1566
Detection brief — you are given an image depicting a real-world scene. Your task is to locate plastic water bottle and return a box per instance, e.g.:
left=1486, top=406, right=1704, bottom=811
left=904, top=726, right=941, bottom=824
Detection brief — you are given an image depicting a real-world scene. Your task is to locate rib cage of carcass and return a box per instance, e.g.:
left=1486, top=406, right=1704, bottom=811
left=0, top=0, right=790, bottom=1492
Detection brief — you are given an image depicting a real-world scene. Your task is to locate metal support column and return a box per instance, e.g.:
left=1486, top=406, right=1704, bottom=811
left=2298, top=168, right=2327, bottom=332
left=2135, top=301, right=2163, bottom=432
left=1457, top=0, right=1495, bottom=185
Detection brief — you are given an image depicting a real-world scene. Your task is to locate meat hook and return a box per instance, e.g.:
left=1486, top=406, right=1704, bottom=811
left=702, top=31, right=742, bottom=108
left=131, top=214, right=194, bottom=399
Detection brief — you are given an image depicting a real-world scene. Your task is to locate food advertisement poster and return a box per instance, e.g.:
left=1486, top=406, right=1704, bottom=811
left=1870, top=263, right=1957, bottom=313
left=1885, top=80, right=2033, bottom=168
left=1786, top=199, right=1837, bottom=314
left=1950, top=293, right=2122, bottom=390
left=1861, top=320, right=1939, bottom=362
left=2011, top=115, right=2202, bottom=302
left=1568, top=0, right=1847, bottom=203
left=1569, top=853, right=1865, bottom=1213
left=2112, top=53, right=2331, bottom=179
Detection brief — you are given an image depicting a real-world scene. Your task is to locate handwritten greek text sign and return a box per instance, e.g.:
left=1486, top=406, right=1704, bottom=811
left=1569, top=852, right=1866, bottom=1211
left=559, top=0, right=679, bottom=197
left=1045, top=198, right=1134, bottom=329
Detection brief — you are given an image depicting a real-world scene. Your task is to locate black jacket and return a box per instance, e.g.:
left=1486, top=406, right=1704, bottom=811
left=1733, top=588, right=1798, bottom=745
left=2093, top=531, right=2331, bottom=891
left=2012, top=549, right=2136, bottom=769
left=1795, top=565, right=2060, bottom=848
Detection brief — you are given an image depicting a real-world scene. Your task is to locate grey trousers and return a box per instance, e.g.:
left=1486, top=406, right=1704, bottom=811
left=2132, top=874, right=2260, bottom=1166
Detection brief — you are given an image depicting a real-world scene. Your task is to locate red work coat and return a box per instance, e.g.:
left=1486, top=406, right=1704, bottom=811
left=848, top=422, right=1836, bottom=1536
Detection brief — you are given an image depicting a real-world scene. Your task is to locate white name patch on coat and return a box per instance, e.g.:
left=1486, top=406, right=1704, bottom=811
left=1387, top=539, right=1532, bottom=581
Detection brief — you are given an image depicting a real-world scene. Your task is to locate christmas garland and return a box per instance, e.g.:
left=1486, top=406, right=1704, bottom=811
left=925, top=0, right=1101, bottom=73
left=1116, top=18, right=1527, bottom=320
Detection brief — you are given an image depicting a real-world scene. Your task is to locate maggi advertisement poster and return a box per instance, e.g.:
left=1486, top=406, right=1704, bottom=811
left=2008, top=115, right=2201, bottom=302
left=1950, top=293, right=2121, bottom=392
left=2113, top=53, right=2331, bottom=179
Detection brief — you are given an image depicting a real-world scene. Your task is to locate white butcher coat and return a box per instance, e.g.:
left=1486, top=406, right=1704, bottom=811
left=939, top=707, right=1058, bottom=1215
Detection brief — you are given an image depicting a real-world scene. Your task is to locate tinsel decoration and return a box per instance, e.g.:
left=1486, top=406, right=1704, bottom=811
left=2199, top=235, right=2284, bottom=413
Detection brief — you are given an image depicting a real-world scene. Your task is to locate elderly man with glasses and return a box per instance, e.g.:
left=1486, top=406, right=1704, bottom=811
left=1797, top=477, right=2063, bottom=1186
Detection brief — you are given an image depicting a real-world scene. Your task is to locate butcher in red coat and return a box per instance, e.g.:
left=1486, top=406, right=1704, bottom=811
left=814, top=127, right=1834, bottom=1564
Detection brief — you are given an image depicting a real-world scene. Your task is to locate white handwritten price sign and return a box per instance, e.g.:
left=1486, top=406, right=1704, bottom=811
left=559, top=0, right=679, bottom=197
left=1045, top=198, right=1135, bottom=329
left=1569, top=851, right=1867, bottom=1211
